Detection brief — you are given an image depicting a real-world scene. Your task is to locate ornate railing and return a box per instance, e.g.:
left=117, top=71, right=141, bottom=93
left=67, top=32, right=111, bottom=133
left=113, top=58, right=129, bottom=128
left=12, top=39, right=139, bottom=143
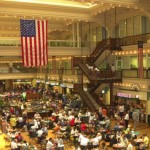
left=120, top=33, right=150, bottom=46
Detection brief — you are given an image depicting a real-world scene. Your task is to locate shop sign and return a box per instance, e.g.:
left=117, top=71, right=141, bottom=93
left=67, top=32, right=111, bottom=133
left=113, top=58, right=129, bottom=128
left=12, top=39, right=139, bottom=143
left=117, top=92, right=131, bottom=98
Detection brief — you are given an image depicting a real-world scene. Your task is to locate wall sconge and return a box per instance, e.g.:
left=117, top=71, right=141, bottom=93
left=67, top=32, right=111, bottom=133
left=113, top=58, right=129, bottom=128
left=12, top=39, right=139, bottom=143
left=135, top=95, right=139, bottom=98
left=102, top=90, right=105, bottom=94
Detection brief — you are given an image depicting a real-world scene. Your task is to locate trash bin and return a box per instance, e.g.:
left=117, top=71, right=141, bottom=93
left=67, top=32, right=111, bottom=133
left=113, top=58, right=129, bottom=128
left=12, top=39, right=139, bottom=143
left=148, top=115, right=150, bottom=126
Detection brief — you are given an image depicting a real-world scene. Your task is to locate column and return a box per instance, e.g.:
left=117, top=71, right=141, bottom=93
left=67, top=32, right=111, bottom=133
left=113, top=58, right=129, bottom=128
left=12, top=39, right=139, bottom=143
left=77, top=69, right=83, bottom=84
left=72, top=23, right=75, bottom=47
left=52, top=56, right=56, bottom=74
left=71, top=57, right=75, bottom=75
left=77, top=22, right=80, bottom=48
left=138, top=41, right=144, bottom=78
left=110, top=83, right=113, bottom=105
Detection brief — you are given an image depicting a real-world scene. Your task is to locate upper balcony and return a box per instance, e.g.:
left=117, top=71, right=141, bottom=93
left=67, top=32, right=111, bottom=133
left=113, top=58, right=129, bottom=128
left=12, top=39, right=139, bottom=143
left=0, top=38, right=95, bottom=57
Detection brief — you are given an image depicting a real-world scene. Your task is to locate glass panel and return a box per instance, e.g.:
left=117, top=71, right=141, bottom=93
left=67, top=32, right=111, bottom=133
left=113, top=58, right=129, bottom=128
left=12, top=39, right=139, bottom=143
left=119, top=19, right=126, bottom=37
left=141, top=16, right=150, bottom=34
left=126, top=17, right=134, bottom=36
left=133, top=16, right=141, bottom=35
left=130, top=56, right=138, bottom=69
left=96, top=26, right=102, bottom=41
left=122, top=56, right=130, bottom=69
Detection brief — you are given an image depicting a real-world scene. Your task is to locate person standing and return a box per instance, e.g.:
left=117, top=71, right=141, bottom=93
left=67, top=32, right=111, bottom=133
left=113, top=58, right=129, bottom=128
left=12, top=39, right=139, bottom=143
left=118, top=104, right=125, bottom=120
left=124, top=111, right=129, bottom=129
left=132, top=109, right=139, bottom=129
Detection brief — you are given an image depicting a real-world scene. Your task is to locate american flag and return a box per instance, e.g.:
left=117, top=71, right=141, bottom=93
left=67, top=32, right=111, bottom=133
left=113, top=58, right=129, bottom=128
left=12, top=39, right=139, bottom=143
left=20, top=19, right=48, bottom=67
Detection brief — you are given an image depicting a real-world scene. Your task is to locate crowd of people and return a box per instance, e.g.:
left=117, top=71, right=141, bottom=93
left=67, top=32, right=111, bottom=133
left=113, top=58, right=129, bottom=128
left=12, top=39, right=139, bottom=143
left=0, top=84, right=149, bottom=150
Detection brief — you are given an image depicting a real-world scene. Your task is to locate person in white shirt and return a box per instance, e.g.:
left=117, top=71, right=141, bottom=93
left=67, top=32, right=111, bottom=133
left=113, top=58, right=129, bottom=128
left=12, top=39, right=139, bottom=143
left=56, top=136, right=64, bottom=150
left=34, top=112, right=41, bottom=119
left=21, top=140, right=29, bottom=150
left=79, top=134, right=90, bottom=150
left=124, top=111, right=129, bottom=129
left=120, top=133, right=128, bottom=147
left=36, top=129, right=43, bottom=137
left=46, top=138, right=53, bottom=150
left=126, top=140, right=134, bottom=150
left=36, top=129, right=44, bottom=143
left=11, top=139, right=18, bottom=150
left=91, top=133, right=102, bottom=148
left=118, top=104, right=125, bottom=119
left=31, top=119, right=38, bottom=130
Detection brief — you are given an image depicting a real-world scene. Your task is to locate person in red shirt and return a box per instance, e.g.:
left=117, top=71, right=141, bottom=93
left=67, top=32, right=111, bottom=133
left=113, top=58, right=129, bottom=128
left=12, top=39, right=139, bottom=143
left=80, top=122, right=87, bottom=131
left=70, top=118, right=75, bottom=126
left=102, top=107, right=107, bottom=117
left=10, top=107, right=14, bottom=114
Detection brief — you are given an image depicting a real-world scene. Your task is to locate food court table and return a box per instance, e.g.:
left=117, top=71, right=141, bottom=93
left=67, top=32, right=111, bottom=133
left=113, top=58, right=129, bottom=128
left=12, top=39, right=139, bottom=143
left=27, top=109, right=53, bottom=119
left=113, top=144, right=125, bottom=150
left=134, top=139, right=143, bottom=149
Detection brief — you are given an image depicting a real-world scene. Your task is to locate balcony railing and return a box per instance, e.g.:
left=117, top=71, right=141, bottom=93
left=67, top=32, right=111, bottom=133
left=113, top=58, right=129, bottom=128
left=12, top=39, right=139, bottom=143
left=0, top=39, right=91, bottom=48
left=0, top=33, right=150, bottom=48
left=122, top=69, right=150, bottom=79
left=0, top=68, right=78, bottom=75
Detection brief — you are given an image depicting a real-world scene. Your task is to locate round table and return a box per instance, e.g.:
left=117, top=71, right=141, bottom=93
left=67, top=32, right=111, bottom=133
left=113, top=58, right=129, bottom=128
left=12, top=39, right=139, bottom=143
left=134, top=139, right=143, bottom=149
left=113, top=144, right=125, bottom=150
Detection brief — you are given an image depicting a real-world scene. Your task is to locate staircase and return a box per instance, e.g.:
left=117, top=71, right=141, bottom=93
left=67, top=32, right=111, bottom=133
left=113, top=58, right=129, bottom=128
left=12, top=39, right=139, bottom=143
left=73, top=38, right=122, bottom=111
left=73, top=83, right=99, bottom=113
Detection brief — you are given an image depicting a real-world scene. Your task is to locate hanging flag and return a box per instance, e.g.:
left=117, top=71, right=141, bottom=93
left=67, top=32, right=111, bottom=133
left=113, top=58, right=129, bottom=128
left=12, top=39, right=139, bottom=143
left=20, top=19, right=48, bottom=67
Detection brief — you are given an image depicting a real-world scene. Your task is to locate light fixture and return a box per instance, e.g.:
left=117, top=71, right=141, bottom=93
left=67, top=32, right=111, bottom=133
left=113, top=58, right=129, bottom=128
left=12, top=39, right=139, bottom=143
left=135, top=95, right=139, bottom=98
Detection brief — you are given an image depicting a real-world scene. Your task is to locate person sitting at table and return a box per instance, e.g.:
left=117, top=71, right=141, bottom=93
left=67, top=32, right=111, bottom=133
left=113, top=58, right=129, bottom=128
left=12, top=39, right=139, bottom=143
left=119, top=118, right=125, bottom=126
left=80, top=121, right=87, bottom=132
left=34, top=112, right=41, bottom=119
left=126, top=139, right=134, bottom=150
left=139, top=134, right=149, bottom=150
left=69, top=117, right=75, bottom=127
left=79, top=133, right=90, bottom=150
left=15, top=132, right=23, bottom=142
left=55, top=135, right=64, bottom=150
left=10, top=115, right=17, bottom=129
left=119, top=132, right=129, bottom=147
left=114, top=123, right=120, bottom=132
left=105, top=117, right=111, bottom=130
left=46, top=138, right=54, bottom=150
left=41, top=125, right=48, bottom=136
left=11, top=139, right=18, bottom=150
left=125, top=125, right=131, bottom=139
left=109, top=134, right=118, bottom=147
left=21, top=140, right=29, bottom=150
left=53, top=123, right=60, bottom=133
left=91, top=132, right=102, bottom=148
left=31, top=119, right=39, bottom=131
